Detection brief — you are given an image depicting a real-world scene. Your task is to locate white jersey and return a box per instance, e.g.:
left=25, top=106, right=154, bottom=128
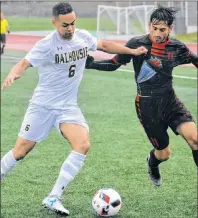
left=25, top=29, right=97, bottom=109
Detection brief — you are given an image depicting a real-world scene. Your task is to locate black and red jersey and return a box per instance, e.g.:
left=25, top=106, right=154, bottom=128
left=112, top=34, right=197, bottom=95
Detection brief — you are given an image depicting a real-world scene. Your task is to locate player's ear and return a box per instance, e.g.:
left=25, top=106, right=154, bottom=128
left=52, top=18, right=56, bottom=26
left=74, top=15, right=77, bottom=26
left=148, top=22, right=152, bottom=31
left=169, top=25, right=173, bottom=33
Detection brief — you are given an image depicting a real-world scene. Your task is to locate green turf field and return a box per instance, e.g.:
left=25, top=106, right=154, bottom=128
left=7, top=16, right=96, bottom=32
left=7, top=16, right=198, bottom=42
left=1, top=51, right=197, bottom=218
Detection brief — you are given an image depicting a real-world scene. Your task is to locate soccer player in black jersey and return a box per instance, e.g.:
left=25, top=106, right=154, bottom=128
left=85, top=6, right=198, bottom=186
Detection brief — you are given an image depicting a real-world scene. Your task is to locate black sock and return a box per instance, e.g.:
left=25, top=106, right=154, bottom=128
left=192, top=150, right=198, bottom=167
left=149, top=149, right=166, bottom=167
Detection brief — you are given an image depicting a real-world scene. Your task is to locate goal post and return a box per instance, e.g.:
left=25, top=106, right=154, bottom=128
left=96, top=2, right=197, bottom=40
left=96, top=5, right=156, bottom=40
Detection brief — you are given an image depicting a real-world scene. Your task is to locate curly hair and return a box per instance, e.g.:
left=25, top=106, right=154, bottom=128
left=150, top=5, right=179, bottom=26
left=52, top=2, right=73, bottom=17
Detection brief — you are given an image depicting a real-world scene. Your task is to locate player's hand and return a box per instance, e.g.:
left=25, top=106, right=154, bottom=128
left=7, top=30, right=10, bottom=34
left=1, top=72, right=20, bottom=90
left=85, top=55, right=94, bottom=69
left=132, top=46, right=148, bottom=56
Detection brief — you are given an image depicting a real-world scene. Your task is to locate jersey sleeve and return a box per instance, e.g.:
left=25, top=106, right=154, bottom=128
left=25, top=38, right=51, bottom=67
left=82, top=30, right=98, bottom=51
left=112, top=38, right=137, bottom=65
left=176, top=43, right=196, bottom=65
left=189, top=52, right=198, bottom=68
left=89, top=35, right=98, bottom=51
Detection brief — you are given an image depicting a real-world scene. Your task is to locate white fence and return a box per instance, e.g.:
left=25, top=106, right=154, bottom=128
left=97, top=2, right=197, bottom=40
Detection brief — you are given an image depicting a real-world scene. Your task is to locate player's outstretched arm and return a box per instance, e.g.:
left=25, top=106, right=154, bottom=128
left=87, top=39, right=148, bottom=72
left=85, top=55, right=121, bottom=71
left=177, top=51, right=198, bottom=68
left=189, top=52, right=198, bottom=68
left=2, top=59, right=31, bottom=90
left=176, top=43, right=198, bottom=68
left=97, top=40, right=147, bottom=56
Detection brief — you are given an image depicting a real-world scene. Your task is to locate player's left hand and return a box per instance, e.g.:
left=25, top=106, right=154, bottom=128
left=132, top=46, right=148, bottom=56
left=1, top=72, right=20, bottom=90
left=7, top=30, right=10, bottom=34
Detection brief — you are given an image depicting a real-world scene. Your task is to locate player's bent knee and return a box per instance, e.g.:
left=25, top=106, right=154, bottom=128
left=188, top=134, right=198, bottom=150
left=156, top=147, right=171, bottom=160
left=13, top=139, right=36, bottom=160
left=73, top=140, right=90, bottom=154
left=12, top=148, right=28, bottom=160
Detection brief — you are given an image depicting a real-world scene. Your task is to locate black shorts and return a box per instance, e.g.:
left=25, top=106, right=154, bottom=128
left=135, top=90, right=194, bottom=150
left=0, top=34, right=6, bottom=43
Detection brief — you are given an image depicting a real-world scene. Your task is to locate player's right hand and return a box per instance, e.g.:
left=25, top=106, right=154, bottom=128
left=1, top=72, right=20, bottom=90
left=133, top=46, right=148, bottom=56
left=85, top=55, right=94, bottom=69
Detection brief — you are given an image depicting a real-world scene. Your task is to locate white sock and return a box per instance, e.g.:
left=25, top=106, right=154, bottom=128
left=1, top=150, right=18, bottom=180
left=49, top=151, right=86, bottom=198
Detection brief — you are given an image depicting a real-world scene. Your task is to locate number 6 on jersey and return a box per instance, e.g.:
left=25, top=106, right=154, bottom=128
left=69, top=64, right=76, bottom=77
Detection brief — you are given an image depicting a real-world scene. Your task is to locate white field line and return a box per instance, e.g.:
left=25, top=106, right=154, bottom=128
left=2, top=55, right=197, bottom=80
left=118, top=69, right=197, bottom=80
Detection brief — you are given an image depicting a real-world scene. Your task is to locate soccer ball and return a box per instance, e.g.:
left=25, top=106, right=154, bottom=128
left=92, top=188, right=122, bottom=217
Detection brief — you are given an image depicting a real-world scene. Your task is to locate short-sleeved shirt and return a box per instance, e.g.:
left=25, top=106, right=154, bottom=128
left=25, top=29, right=97, bottom=109
left=1, top=19, right=9, bottom=34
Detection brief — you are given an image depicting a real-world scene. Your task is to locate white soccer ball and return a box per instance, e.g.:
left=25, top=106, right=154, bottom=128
left=92, top=188, right=122, bottom=217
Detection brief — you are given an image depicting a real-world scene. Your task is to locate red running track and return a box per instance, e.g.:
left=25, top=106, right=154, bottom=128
left=6, top=34, right=197, bottom=66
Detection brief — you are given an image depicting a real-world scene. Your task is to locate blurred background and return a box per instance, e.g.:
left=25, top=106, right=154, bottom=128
left=1, top=2, right=197, bottom=218
left=2, top=1, right=197, bottom=41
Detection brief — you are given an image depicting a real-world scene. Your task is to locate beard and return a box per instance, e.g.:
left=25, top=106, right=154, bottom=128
left=61, top=32, right=73, bottom=40
left=153, top=36, right=166, bottom=43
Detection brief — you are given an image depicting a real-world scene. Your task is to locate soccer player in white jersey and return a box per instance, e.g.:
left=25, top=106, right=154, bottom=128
left=1, top=2, right=147, bottom=216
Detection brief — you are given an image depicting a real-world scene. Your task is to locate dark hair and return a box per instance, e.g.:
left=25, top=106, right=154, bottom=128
left=52, top=2, right=73, bottom=17
left=150, top=5, right=178, bottom=26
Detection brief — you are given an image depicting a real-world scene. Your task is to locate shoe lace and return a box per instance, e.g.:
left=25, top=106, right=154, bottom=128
left=48, top=195, right=64, bottom=203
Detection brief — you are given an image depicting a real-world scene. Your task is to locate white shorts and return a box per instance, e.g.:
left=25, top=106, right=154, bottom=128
left=18, top=103, right=89, bottom=142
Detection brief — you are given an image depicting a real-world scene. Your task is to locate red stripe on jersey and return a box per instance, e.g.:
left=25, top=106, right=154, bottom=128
left=112, top=57, right=119, bottom=64
left=151, top=51, right=165, bottom=57
left=151, top=48, right=165, bottom=54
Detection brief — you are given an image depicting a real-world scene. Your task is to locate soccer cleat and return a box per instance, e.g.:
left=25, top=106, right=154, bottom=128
left=146, top=156, right=162, bottom=186
left=42, top=195, right=70, bottom=216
